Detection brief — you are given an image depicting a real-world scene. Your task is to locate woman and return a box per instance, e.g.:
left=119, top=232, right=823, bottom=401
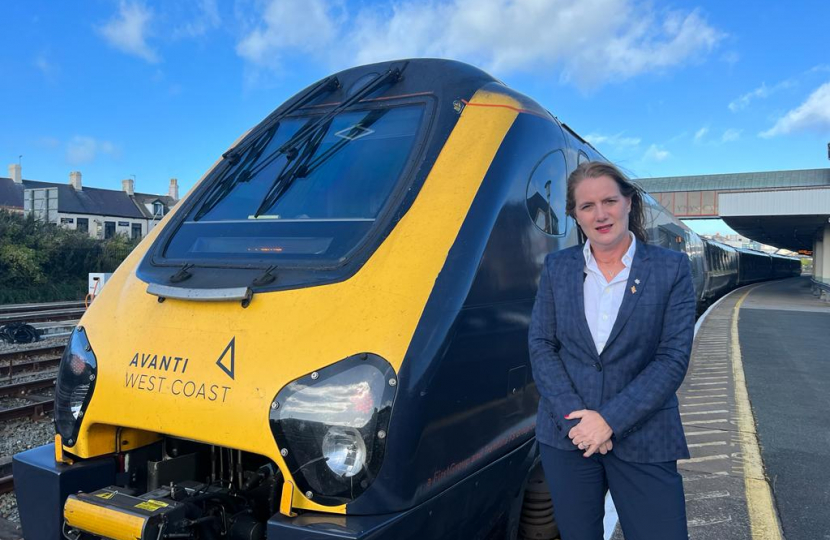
left=528, top=161, right=695, bottom=540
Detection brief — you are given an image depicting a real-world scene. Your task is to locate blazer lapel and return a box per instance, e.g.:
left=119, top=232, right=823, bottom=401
left=602, top=241, right=651, bottom=353
left=569, top=248, right=600, bottom=359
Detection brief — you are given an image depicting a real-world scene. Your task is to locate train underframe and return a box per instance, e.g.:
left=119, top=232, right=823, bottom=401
left=14, top=435, right=553, bottom=540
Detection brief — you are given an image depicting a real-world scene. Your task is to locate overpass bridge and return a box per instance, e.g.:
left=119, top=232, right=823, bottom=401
left=637, top=168, right=830, bottom=292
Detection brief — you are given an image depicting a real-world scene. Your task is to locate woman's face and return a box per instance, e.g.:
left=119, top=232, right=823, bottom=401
left=573, top=175, right=632, bottom=252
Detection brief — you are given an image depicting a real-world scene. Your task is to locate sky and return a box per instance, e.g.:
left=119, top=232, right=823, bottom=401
left=2, top=1, right=829, bottom=237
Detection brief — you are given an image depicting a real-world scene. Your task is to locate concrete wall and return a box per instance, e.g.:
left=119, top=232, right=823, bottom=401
left=814, top=225, right=830, bottom=302
left=817, top=226, right=830, bottom=286
left=57, top=212, right=148, bottom=240
left=720, top=187, right=830, bottom=217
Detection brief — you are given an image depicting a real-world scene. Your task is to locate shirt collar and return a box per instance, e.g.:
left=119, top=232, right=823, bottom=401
left=583, top=232, right=637, bottom=268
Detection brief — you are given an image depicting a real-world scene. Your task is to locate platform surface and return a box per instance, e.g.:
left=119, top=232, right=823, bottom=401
left=611, top=276, right=830, bottom=540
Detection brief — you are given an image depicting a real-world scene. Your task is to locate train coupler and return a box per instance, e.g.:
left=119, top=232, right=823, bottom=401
left=64, top=487, right=189, bottom=540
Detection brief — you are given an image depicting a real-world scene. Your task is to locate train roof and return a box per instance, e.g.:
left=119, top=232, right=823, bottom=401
left=704, top=239, right=738, bottom=252
left=276, top=58, right=551, bottom=120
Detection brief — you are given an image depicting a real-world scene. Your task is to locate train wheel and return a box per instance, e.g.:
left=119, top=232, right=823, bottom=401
left=518, top=466, right=559, bottom=540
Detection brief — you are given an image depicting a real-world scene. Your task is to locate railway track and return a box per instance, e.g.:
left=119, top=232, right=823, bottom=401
left=0, top=300, right=85, bottom=316
left=0, top=308, right=85, bottom=325
left=0, top=345, right=65, bottom=379
left=0, top=376, right=56, bottom=422
left=0, top=515, right=23, bottom=539
left=0, top=337, right=64, bottom=531
left=0, top=461, right=12, bottom=496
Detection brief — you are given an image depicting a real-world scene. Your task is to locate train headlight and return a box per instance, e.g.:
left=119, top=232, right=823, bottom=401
left=322, top=426, right=367, bottom=478
left=55, top=327, right=98, bottom=445
left=269, top=353, right=397, bottom=505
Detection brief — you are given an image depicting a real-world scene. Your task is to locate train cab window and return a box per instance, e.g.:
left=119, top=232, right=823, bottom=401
left=162, top=104, right=425, bottom=262
left=578, top=151, right=590, bottom=165
left=526, top=150, right=568, bottom=236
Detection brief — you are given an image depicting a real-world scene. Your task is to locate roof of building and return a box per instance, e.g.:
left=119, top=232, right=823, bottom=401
left=0, top=177, right=25, bottom=210
left=636, top=168, right=830, bottom=193
left=132, top=192, right=179, bottom=219
left=0, top=177, right=175, bottom=219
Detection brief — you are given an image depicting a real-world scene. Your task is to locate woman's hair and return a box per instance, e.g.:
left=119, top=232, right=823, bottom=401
left=565, top=161, right=648, bottom=243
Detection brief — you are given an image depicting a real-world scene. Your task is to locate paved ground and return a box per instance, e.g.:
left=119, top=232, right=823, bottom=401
left=739, top=277, right=830, bottom=540
left=611, top=276, right=829, bottom=539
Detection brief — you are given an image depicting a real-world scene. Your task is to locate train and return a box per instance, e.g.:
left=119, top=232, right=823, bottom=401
left=13, top=59, right=801, bottom=540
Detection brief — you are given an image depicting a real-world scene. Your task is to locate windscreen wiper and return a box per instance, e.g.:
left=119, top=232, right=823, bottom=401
left=300, top=107, right=389, bottom=178
left=193, top=125, right=279, bottom=221
left=251, top=65, right=406, bottom=218
left=222, top=75, right=340, bottom=164
left=252, top=107, right=391, bottom=218
left=193, top=76, right=341, bottom=221
left=252, top=118, right=332, bottom=218
left=275, top=64, right=406, bottom=158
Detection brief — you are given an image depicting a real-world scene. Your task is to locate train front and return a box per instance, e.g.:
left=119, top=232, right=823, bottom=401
left=12, top=60, right=536, bottom=539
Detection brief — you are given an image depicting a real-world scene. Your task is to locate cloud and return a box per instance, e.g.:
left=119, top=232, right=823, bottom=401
left=236, top=0, right=341, bottom=69
left=760, top=81, right=830, bottom=138
left=728, top=65, right=830, bottom=112
left=729, top=83, right=771, bottom=112
left=66, top=136, right=120, bottom=165
left=172, top=0, right=221, bottom=38
left=236, top=0, right=724, bottom=89
left=644, top=144, right=670, bottom=161
left=728, top=80, right=795, bottom=112
left=98, top=1, right=159, bottom=63
left=694, top=127, right=708, bottom=142
left=34, top=53, right=58, bottom=79
left=720, top=51, right=740, bottom=65
left=584, top=132, right=641, bottom=149
left=721, top=128, right=741, bottom=142
left=37, top=137, right=61, bottom=150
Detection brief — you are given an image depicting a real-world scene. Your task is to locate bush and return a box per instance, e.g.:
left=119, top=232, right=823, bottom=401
left=0, top=210, right=139, bottom=304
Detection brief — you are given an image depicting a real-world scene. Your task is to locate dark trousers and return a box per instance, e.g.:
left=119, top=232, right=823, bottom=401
left=540, top=443, right=688, bottom=540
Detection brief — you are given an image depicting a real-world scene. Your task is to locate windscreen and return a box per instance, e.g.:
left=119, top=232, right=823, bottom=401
left=164, top=104, right=425, bottom=263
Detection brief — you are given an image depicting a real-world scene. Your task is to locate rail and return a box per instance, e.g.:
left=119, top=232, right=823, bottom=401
left=0, top=308, right=85, bottom=324
left=0, top=376, right=57, bottom=398
left=0, top=345, right=65, bottom=378
left=0, top=461, right=13, bottom=495
left=0, top=375, right=57, bottom=421
left=0, top=399, right=55, bottom=422
left=0, top=300, right=85, bottom=315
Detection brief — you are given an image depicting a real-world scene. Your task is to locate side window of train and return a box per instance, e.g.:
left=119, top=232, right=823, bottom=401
left=526, top=150, right=568, bottom=236
left=578, top=151, right=590, bottom=166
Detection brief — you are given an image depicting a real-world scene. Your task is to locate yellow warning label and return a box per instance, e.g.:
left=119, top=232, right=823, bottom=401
left=135, top=499, right=169, bottom=511
left=95, top=491, right=115, bottom=500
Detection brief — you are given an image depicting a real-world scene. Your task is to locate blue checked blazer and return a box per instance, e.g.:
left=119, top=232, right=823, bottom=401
left=528, top=241, right=695, bottom=463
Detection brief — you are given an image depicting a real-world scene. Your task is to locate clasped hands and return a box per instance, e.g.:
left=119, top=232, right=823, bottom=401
left=566, top=410, right=614, bottom=457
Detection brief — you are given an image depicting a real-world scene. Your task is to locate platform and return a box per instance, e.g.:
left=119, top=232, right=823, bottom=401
left=611, top=276, right=830, bottom=539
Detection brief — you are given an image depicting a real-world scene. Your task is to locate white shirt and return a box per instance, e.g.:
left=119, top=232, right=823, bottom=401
left=583, top=233, right=637, bottom=355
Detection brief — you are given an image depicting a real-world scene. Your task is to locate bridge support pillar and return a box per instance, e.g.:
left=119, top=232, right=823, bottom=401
left=814, top=225, right=830, bottom=301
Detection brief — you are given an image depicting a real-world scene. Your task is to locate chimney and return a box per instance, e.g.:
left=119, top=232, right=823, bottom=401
left=169, top=178, right=179, bottom=201
left=122, top=178, right=135, bottom=196
left=69, top=171, right=82, bottom=191
left=8, top=164, right=22, bottom=184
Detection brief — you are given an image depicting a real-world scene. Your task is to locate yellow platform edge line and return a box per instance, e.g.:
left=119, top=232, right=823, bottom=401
left=731, top=289, right=784, bottom=540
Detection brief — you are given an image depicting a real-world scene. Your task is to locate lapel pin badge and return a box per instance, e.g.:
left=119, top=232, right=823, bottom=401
left=634, top=278, right=640, bottom=284
left=631, top=285, right=637, bottom=294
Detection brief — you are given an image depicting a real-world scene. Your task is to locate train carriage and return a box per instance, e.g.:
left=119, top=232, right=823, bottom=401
left=736, top=248, right=773, bottom=286
left=701, top=240, right=739, bottom=305
left=13, top=59, right=801, bottom=540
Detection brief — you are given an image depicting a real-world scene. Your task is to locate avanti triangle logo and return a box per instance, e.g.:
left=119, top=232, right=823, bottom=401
left=216, top=337, right=235, bottom=380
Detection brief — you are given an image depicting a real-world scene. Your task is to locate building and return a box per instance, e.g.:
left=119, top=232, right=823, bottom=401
left=705, top=233, right=763, bottom=251
left=0, top=164, right=179, bottom=240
